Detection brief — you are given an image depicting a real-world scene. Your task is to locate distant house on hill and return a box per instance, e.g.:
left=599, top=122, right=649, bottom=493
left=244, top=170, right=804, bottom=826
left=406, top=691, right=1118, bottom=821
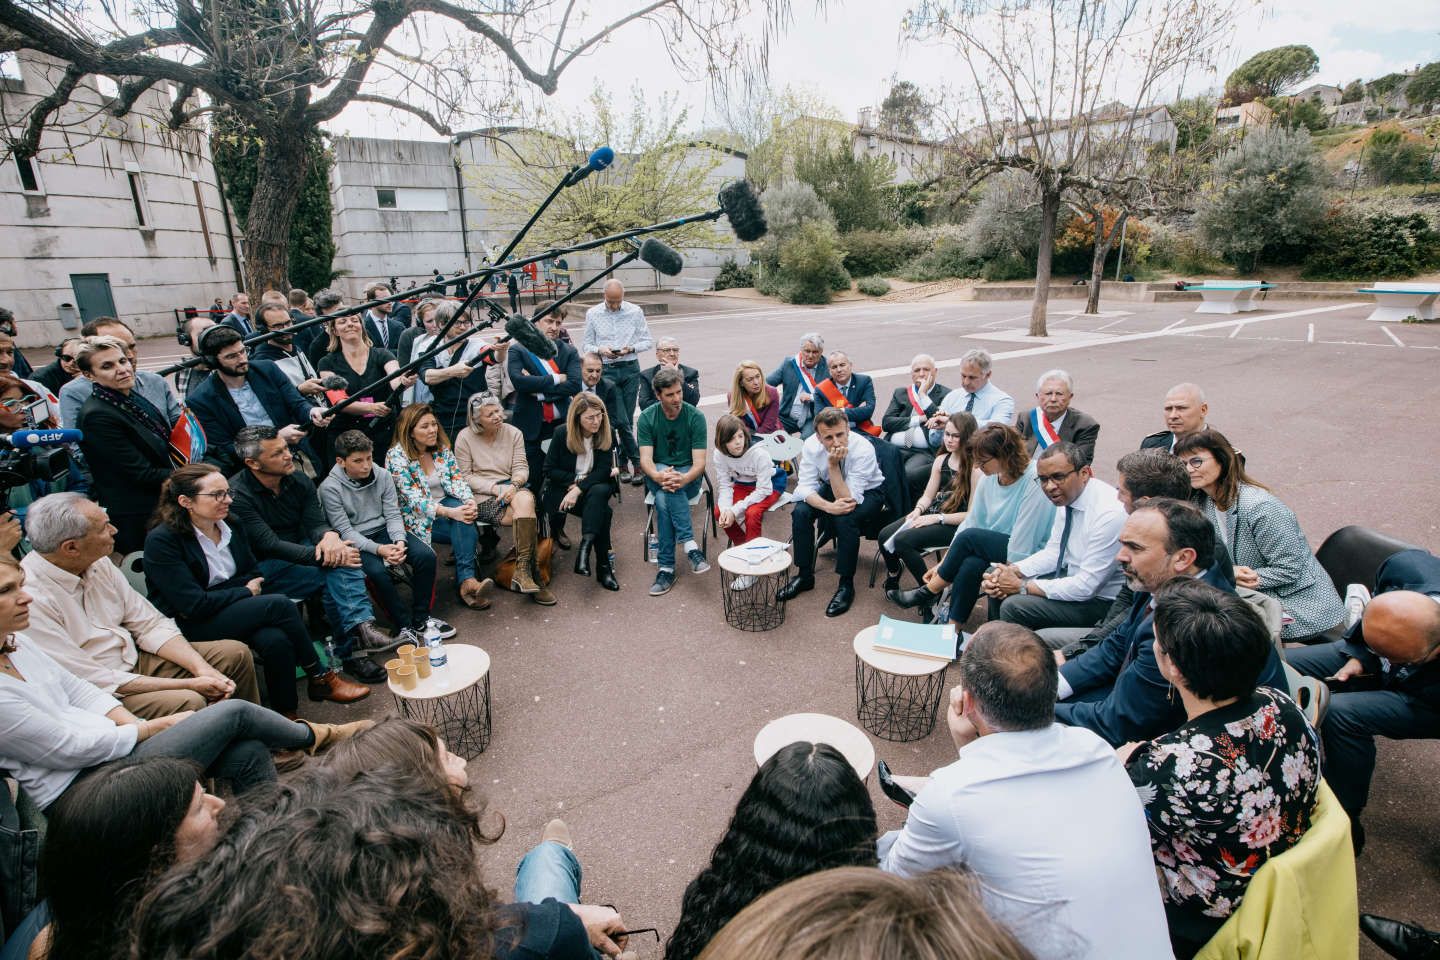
left=1293, top=83, right=1343, bottom=113
left=1004, top=102, right=1178, bottom=157
left=1215, top=100, right=1274, bottom=132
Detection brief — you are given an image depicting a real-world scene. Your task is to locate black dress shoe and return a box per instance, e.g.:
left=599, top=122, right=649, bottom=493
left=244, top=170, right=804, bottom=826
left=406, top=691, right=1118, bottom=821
left=887, top=585, right=937, bottom=610
left=776, top=576, right=815, bottom=602
left=877, top=760, right=916, bottom=808
left=825, top=582, right=855, bottom=617
left=574, top=536, right=594, bottom=576
left=342, top=656, right=388, bottom=684
left=596, top=558, right=620, bottom=592
left=553, top=529, right=572, bottom=550
left=882, top=572, right=901, bottom=592
left=1362, top=914, right=1440, bottom=960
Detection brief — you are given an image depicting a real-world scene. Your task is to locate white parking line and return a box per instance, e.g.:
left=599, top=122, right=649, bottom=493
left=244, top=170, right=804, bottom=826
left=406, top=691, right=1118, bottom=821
left=1382, top=327, right=1405, bottom=348
left=1307, top=324, right=1314, bottom=343
left=1094, top=317, right=1130, bottom=331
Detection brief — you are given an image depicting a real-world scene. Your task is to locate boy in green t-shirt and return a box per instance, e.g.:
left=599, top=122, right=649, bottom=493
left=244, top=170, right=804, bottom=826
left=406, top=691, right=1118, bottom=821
left=636, top=368, right=709, bottom=595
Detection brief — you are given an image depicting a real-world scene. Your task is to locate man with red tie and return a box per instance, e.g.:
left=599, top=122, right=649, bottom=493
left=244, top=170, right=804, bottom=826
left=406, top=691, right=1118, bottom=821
left=507, top=312, right=582, bottom=499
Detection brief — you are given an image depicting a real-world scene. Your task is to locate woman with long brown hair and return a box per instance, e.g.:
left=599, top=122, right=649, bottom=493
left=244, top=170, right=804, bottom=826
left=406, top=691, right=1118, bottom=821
left=317, top=311, right=416, bottom=454
left=1175, top=428, right=1343, bottom=640
left=878, top=411, right=979, bottom=590
left=728, top=360, right=782, bottom=436
left=544, top=392, right=619, bottom=591
left=143, top=463, right=370, bottom=714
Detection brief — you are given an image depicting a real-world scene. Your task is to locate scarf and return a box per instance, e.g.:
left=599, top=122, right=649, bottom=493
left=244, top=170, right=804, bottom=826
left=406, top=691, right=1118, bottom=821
left=91, top=383, right=170, bottom=451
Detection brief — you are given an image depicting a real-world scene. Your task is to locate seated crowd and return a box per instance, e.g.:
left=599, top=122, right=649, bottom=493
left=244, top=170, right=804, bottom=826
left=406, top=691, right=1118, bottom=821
left=0, top=286, right=1436, bottom=960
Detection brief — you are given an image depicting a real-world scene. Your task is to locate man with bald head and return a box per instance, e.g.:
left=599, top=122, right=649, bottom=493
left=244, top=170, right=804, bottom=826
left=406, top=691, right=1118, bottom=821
left=1287, top=548, right=1440, bottom=846
left=583, top=279, right=654, bottom=483
left=1139, top=383, right=1208, bottom=452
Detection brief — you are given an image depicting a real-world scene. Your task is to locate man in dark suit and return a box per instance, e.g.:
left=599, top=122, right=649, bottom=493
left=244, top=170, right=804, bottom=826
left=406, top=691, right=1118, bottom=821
left=188, top=326, right=328, bottom=475
left=880, top=353, right=949, bottom=500
left=816, top=351, right=879, bottom=437
left=361, top=282, right=406, bottom=354
left=1288, top=548, right=1440, bottom=835
left=219, top=291, right=255, bottom=337
left=1016, top=368, right=1100, bottom=464
left=1138, top=382, right=1209, bottom=452
left=1053, top=498, right=1287, bottom=747
left=766, top=332, right=829, bottom=436
left=580, top=351, right=623, bottom=439
left=637, top=337, right=701, bottom=411
left=508, top=311, right=582, bottom=499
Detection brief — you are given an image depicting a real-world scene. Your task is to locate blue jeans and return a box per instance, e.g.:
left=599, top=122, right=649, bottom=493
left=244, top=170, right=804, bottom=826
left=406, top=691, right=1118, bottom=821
left=514, top=840, right=582, bottom=905
left=257, top=557, right=373, bottom=657
left=130, top=699, right=313, bottom=795
left=359, top=530, right=437, bottom=630
left=431, top=497, right=478, bottom=583
left=646, top=474, right=700, bottom=570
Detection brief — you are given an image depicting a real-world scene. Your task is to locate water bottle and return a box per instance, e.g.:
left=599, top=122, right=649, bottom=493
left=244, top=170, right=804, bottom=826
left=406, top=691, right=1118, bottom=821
left=647, top=532, right=659, bottom=564
left=426, top=621, right=447, bottom=668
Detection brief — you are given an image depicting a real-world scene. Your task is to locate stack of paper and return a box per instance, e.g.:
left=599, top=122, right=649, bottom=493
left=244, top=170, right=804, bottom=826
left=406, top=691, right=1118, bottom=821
left=873, top=614, right=958, bottom=662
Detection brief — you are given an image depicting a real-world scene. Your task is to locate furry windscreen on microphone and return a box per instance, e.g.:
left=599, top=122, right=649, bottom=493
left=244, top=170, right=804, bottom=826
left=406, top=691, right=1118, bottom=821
left=639, top=238, right=685, bottom=276
left=717, top=180, right=767, bottom=242
left=505, top=313, right=558, bottom=360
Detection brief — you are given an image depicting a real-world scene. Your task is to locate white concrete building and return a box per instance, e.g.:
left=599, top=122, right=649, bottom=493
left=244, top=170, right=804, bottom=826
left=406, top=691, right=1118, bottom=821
left=0, top=51, right=242, bottom=348
left=852, top=108, right=946, bottom=185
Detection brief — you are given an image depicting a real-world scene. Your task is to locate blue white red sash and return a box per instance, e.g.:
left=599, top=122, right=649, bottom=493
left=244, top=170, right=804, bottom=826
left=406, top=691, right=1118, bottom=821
left=1030, top=407, right=1060, bottom=449
left=526, top=350, right=562, bottom=422
left=907, top=383, right=932, bottom=417
left=743, top=395, right=762, bottom=432
left=790, top=356, right=818, bottom=398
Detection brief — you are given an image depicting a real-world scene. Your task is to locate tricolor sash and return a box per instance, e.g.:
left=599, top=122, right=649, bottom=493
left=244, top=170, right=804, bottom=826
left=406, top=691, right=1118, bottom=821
left=816, top=378, right=881, bottom=437
left=169, top=407, right=207, bottom=466
left=538, top=355, right=562, bottom=422
left=790, top=355, right=819, bottom=398
left=743, top=395, right=762, bottom=432
left=907, top=383, right=933, bottom=417
left=1030, top=408, right=1060, bottom=449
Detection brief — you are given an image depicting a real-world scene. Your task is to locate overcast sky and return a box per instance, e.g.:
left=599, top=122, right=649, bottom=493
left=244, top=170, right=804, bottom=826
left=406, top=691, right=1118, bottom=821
left=328, top=0, right=1440, bottom=142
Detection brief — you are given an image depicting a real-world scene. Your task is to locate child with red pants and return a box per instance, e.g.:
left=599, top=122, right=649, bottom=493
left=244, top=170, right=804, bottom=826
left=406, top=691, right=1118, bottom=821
left=713, top=415, right=782, bottom=554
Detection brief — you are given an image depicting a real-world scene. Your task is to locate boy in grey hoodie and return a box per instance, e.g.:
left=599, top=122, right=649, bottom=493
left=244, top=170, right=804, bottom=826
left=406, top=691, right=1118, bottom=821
left=319, top=430, right=454, bottom=644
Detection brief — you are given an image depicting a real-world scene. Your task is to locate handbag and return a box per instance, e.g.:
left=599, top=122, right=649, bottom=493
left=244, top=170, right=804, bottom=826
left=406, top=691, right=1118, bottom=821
left=495, top=536, right=554, bottom=587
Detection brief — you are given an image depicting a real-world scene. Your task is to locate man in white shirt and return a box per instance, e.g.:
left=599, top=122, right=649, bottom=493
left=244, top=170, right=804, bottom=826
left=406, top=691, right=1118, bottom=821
left=935, top=348, right=1014, bottom=439
left=18, top=493, right=257, bottom=719
left=981, top=441, right=1126, bottom=630
left=582, top=280, right=655, bottom=482
left=776, top=407, right=886, bottom=617
left=878, top=622, right=1174, bottom=960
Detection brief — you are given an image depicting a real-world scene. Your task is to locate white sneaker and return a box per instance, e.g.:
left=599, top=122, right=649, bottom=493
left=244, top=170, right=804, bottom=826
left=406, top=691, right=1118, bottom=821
left=730, top=574, right=756, bottom=591
left=1345, top=583, right=1371, bottom=630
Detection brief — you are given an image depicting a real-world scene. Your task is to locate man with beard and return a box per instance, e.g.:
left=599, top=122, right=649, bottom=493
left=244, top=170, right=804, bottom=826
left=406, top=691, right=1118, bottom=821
left=187, top=325, right=329, bottom=474
left=252, top=302, right=325, bottom=397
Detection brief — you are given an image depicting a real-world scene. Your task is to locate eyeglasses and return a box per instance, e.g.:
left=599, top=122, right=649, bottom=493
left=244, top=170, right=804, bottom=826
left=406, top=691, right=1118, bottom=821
left=1181, top=457, right=1209, bottom=471
left=1035, top=468, right=1078, bottom=487
left=0, top=397, right=31, bottom=410
left=194, top=490, right=234, bottom=501
left=60, top=354, right=78, bottom=363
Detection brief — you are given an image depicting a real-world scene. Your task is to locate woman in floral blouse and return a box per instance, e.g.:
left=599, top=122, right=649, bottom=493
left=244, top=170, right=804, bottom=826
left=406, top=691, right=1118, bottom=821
left=385, top=403, right=491, bottom=610
left=1121, top=579, right=1321, bottom=959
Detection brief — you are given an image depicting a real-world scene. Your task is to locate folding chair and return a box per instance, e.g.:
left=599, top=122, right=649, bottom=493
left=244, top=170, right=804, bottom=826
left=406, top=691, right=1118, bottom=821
left=641, top=473, right=717, bottom=561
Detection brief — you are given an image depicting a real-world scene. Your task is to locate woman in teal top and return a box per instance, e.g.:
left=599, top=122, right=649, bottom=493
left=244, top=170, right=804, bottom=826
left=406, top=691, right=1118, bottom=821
left=887, top=423, right=1055, bottom=624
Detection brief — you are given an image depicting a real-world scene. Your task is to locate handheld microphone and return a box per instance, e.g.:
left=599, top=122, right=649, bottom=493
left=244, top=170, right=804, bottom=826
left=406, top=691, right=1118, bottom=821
left=565, top=146, right=615, bottom=186
left=717, top=180, right=768, bottom=242
left=1, top=428, right=83, bottom=449
left=637, top=237, right=685, bottom=276
left=505, top=314, right=557, bottom=360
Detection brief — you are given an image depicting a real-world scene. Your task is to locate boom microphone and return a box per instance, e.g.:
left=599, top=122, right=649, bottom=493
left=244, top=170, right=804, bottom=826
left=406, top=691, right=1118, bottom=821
left=505, top=314, right=558, bottom=360
left=717, top=180, right=768, bottom=242
left=1, top=428, right=83, bottom=449
left=565, top=146, right=616, bottom=186
left=638, top=238, right=685, bottom=277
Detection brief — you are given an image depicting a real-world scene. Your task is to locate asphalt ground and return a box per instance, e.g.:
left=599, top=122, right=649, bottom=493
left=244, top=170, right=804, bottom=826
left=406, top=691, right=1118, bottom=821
left=117, top=294, right=1440, bottom=956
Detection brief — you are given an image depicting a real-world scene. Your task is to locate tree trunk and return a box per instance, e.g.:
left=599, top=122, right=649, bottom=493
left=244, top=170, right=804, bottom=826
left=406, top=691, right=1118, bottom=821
left=1084, top=209, right=1127, bottom=315
left=1029, top=187, right=1062, bottom=337
left=241, top=132, right=311, bottom=296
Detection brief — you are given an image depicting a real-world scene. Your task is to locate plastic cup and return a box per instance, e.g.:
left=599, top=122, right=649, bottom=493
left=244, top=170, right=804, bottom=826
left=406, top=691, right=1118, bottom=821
left=395, top=664, right=417, bottom=690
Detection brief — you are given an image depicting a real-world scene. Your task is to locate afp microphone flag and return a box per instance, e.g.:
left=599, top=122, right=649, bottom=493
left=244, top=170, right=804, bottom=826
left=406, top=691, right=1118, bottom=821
left=169, top=407, right=207, bottom=466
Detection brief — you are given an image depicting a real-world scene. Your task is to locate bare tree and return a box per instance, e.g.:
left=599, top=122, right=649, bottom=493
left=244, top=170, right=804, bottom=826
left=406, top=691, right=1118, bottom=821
left=0, top=0, right=792, bottom=294
left=908, top=0, right=1240, bottom=335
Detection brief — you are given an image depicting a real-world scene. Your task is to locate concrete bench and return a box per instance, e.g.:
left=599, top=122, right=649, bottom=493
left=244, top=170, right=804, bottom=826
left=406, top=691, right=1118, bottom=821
left=1356, top=283, right=1440, bottom=323
left=1183, top=281, right=1273, bottom=315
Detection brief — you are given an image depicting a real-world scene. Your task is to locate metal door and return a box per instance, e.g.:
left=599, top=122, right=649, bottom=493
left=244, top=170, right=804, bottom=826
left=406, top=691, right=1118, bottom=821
left=70, top=274, right=117, bottom=325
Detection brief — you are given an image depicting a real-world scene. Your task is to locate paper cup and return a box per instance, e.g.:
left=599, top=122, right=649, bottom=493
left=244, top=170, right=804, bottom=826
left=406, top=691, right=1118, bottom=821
left=384, top=658, right=405, bottom=683
left=396, top=643, right=418, bottom=659
left=395, top=664, right=417, bottom=690
left=411, top=652, right=433, bottom=678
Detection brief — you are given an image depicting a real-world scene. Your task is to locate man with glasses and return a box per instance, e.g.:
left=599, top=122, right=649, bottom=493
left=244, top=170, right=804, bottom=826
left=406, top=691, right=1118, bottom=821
left=252, top=302, right=325, bottom=397
left=637, top=337, right=700, bottom=411
left=980, top=441, right=1126, bottom=631
left=33, top=337, right=81, bottom=396
left=187, top=325, right=329, bottom=474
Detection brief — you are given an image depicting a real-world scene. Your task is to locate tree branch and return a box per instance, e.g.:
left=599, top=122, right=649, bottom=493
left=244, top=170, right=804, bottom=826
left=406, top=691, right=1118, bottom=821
left=11, top=61, right=81, bottom=159
left=304, top=0, right=408, bottom=121
left=349, top=93, right=453, bottom=136
left=111, top=76, right=159, bottom=116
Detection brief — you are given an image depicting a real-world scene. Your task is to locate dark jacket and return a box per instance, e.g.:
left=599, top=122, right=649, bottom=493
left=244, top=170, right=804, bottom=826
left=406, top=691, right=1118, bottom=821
left=142, top=520, right=260, bottom=625
left=1341, top=548, right=1440, bottom=708
left=766, top=355, right=830, bottom=432
left=419, top=344, right=493, bottom=439
left=880, top=382, right=949, bottom=436
left=76, top=394, right=172, bottom=519
left=1054, top=563, right=1290, bottom=746
left=220, top=311, right=256, bottom=338
left=507, top=341, right=582, bottom=438
left=32, top=360, right=72, bottom=397
left=363, top=312, right=406, bottom=354
left=187, top=360, right=316, bottom=473
left=227, top=468, right=331, bottom=566
left=543, top=424, right=616, bottom=512
left=819, top=372, right=877, bottom=427
left=1017, top=405, right=1101, bottom=463
left=637, top=363, right=701, bottom=411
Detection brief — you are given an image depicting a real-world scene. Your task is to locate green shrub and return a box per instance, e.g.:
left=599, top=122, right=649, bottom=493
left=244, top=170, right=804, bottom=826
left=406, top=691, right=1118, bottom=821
left=899, top=236, right=983, bottom=281
left=776, top=221, right=851, bottom=304
left=855, top=276, right=891, bottom=296
left=711, top=258, right=754, bottom=291
left=1301, top=210, right=1440, bottom=280
left=1366, top=129, right=1431, bottom=186
left=981, top=254, right=1034, bottom=282
left=841, top=228, right=932, bottom=277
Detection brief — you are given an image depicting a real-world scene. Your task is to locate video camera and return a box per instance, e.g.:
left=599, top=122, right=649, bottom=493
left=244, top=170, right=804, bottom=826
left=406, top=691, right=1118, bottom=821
left=0, top=427, right=77, bottom=506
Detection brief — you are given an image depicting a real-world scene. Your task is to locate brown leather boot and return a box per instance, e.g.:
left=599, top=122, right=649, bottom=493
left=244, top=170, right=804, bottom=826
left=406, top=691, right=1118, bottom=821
left=511, top=517, right=540, bottom=594
left=306, top=669, right=371, bottom=704
left=300, top=718, right=376, bottom=754
left=532, top=582, right=557, bottom=606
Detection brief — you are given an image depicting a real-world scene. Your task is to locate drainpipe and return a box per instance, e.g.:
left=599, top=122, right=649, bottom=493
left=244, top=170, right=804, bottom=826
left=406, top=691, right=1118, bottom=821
left=208, top=148, right=245, bottom=289
left=453, top=142, right=471, bottom=272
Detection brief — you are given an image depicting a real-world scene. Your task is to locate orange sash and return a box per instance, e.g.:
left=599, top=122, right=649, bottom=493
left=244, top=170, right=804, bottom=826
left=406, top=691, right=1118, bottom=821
left=817, top=377, right=881, bottom=437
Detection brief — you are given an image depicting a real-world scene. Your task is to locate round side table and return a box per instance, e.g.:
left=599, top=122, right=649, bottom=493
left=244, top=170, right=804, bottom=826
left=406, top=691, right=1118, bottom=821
left=753, top=712, right=875, bottom=783
left=852, top=625, right=950, bottom=742
left=388, top=644, right=493, bottom=757
left=717, top=543, right=792, bottom=632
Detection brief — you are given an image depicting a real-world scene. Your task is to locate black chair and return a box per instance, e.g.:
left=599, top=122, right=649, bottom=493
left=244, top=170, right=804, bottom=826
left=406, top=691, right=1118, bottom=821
left=860, top=437, right=913, bottom=586
left=1312, top=525, right=1419, bottom=642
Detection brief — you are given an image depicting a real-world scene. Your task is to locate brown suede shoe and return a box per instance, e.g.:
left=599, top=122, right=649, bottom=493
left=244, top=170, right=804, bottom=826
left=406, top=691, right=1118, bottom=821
left=460, top=577, right=493, bottom=609
left=532, top=583, right=557, bottom=606
left=306, top=669, right=371, bottom=704
left=301, top=718, right=376, bottom=754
